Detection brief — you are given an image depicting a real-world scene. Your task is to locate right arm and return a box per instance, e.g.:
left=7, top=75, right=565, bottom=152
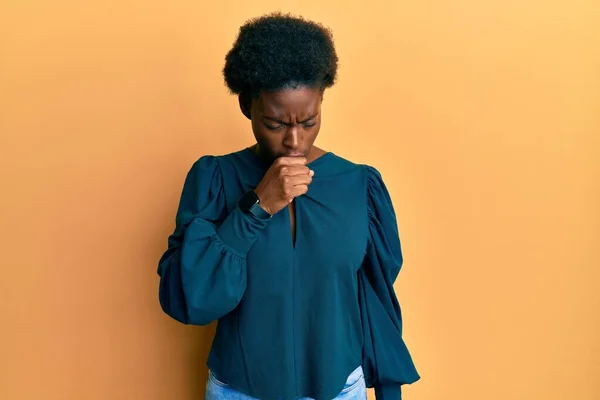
left=157, top=154, right=314, bottom=325
left=157, top=156, right=269, bottom=325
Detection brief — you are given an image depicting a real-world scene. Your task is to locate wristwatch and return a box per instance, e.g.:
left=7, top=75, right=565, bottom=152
left=238, top=190, right=272, bottom=220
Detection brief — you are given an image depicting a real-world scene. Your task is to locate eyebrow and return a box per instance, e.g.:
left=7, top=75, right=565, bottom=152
left=262, top=113, right=319, bottom=125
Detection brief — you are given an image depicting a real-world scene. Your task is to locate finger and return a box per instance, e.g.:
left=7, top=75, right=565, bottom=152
left=276, top=156, right=307, bottom=166
left=289, top=174, right=313, bottom=186
left=290, top=184, right=309, bottom=197
left=283, top=165, right=312, bottom=176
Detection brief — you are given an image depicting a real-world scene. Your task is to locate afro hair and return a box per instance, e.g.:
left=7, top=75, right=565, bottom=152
left=223, top=12, right=339, bottom=97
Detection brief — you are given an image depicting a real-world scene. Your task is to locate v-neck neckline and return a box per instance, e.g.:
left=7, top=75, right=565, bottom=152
left=240, top=146, right=334, bottom=252
left=287, top=200, right=298, bottom=251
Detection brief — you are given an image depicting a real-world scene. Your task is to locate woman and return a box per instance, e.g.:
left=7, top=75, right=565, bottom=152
left=157, top=12, right=420, bottom=400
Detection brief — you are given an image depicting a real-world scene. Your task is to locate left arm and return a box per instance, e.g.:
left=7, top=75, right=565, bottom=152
left=359, top=165, right=420, bottom=400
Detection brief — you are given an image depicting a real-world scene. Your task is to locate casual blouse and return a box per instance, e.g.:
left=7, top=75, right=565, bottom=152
left=157, top=147, right=420, bottom=400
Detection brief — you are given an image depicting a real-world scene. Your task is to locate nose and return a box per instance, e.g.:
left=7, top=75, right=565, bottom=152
left=283, top=125, right=299, bottom=150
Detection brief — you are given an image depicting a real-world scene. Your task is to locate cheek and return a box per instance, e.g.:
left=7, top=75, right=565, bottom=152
left=307, top=122, right=321, bottom=140
left=250, top=119, right=260, bottom=134
left=253, top=128, right=280, bottom=151
left=251, top=121, right=269, bottom=140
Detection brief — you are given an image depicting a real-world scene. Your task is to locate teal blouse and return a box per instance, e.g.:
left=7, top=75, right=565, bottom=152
left=157, top=148, right=420, bottom=400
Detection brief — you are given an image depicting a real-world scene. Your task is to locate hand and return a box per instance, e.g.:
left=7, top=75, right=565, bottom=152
left=254, top=157, right=314, bottom=215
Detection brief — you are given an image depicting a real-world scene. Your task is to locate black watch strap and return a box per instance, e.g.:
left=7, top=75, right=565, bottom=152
left=238, top=190, right=272, bottom=220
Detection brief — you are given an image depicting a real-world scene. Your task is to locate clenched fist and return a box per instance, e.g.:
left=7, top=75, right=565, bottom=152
left=254, top=157, right=314, bottom=215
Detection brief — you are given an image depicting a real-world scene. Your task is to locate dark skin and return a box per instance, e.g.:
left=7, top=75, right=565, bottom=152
left=239, top=86, right=328, bottom=244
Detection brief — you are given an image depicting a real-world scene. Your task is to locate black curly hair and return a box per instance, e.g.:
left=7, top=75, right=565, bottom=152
left=223, top=12, right=339, bottom=98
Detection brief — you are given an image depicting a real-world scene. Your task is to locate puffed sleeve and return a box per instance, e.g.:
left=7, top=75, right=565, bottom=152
left=157, top=156, right=269, bottom=325
left=358, top=165, right=420, bottom=400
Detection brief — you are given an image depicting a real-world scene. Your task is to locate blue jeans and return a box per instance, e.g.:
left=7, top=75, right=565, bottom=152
left=205, top=365, right=367, bottom=400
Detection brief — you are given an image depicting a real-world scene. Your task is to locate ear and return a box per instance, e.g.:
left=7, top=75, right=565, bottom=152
left=238, top=93, right=252, bottom=120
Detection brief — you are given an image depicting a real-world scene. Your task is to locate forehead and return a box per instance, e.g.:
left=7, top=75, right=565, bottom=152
left=256, top=87, right=322, bottom=116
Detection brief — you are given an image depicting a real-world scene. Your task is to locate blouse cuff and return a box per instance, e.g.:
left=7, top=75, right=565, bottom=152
left=216, top=205, right=270, bottom=256
left=375, top=383, right=401, bottom=400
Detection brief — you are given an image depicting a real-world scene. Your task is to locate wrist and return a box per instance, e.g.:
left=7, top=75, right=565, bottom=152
left=238, top=190, right=272, bottom=220
left=253, top=188, right=275, bottom=215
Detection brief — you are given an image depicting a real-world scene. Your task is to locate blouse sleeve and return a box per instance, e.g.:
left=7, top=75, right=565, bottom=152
left=358, top=165, right=420, bottom=400
left=157, top=156, right=269, bottom=325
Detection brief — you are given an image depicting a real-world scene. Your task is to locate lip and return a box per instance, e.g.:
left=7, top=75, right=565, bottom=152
left=286, top=152, right=304, bottom=157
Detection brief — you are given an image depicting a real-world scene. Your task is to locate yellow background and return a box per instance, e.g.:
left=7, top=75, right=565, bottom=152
left=1, top=1, right=599, bottom=399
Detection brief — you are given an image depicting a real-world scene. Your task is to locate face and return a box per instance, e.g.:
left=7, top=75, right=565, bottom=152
left=242, top=86, right=323, bottom=163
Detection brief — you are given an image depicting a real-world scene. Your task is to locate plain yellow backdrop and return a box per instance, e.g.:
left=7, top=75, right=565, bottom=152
left=1, top=1, right=599, bottom=399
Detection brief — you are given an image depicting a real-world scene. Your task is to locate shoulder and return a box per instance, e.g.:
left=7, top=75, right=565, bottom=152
left=320, top=151, right=382, bottom=176
left=324, top=156, right=399, bottom=234
left=189, top=148, right=249, bottom=172
left=317, top=152, right=364, bottom=176
left=362, top=164, right=386, bottom=189
left=182, top=153, right=231, bottom=194
left=315, top=152, right=390, bottom=194
left=357, top=163, right=393, bottom=208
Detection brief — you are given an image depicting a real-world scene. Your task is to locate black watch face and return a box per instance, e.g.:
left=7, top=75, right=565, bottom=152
left=239, top=191, right=259, bottom=211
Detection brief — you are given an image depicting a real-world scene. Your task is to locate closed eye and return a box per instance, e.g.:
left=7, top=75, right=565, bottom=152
left=263, top=121, right=316, bottom=130
left=264, top=123, right=283, bottom=130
